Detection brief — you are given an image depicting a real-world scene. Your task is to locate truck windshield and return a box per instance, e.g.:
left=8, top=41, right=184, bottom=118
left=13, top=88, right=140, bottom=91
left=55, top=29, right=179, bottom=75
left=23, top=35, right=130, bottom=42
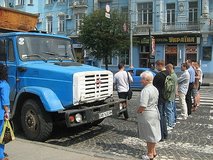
left=17, top=36, right=75, bottom=61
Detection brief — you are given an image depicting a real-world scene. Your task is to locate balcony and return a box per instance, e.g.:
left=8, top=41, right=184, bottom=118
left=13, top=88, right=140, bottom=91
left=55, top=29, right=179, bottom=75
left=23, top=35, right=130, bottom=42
left=134, top=25, right=152, bottom=35
left=162, top=21, right=200, bottom=32
left=69, top=0, right=88, bottom=8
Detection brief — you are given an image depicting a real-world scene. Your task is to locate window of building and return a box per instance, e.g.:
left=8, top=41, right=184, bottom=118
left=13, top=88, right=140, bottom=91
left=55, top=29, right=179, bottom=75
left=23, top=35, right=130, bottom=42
left=165, top=45, right=177, bottom=66
left=186, top=45, right=197, bottom=61
left=75, top=13, right=85, bottom=34
left=166, top=3, right=175, bottom=24
left=121, top=7, right=128, bottom=21
left=16, top=0, right=24, bottom=5
left=46, top=0, right=53, bottom=4
left=137, top=2, right=153, bottom=25
left=28, top=0, right=33, bottom=5
left=203, top=46, right=212, bottom=61
left=58, top=15, right=65, bottom=32
left=102, top=56, right=112, bottom=65
left=119, top=51, right=129, bottom=65
left=139, top=45, right=150, bottom=67
left=189, top=1, right=198, bottom=23
left=46, top=16, right=53, bottom=33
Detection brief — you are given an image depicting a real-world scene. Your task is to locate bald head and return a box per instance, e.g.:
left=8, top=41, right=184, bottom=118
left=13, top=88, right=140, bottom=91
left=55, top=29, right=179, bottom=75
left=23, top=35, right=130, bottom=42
left=140, top=71, right=154, bottom=83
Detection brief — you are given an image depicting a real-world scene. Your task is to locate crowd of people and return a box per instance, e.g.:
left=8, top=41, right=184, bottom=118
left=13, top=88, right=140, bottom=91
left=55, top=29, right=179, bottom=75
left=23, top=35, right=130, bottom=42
left=114, top=59, right=203, bottom=160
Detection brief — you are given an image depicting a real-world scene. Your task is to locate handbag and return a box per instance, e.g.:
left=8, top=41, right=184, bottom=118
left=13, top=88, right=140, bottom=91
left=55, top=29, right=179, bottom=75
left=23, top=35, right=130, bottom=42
left=126, top=71, right=133, bottom=100
left=0, top=120, right=15, bottom=144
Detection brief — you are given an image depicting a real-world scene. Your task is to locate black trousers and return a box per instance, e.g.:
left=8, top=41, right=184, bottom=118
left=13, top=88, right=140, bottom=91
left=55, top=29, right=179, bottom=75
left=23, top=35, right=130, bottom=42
left=158, top=100, right=168, bottom=140
left=186, top=83, right=194, bottom=115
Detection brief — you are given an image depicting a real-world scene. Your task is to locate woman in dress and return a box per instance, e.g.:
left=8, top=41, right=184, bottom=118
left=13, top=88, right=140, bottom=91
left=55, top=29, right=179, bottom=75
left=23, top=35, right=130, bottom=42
left=0, top=64, right=10, bottom=160
left=137, top=71, right=161, bottom=160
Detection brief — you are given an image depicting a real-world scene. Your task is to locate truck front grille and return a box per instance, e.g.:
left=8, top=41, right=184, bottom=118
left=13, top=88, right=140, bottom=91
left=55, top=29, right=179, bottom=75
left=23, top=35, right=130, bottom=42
left=73, top=71, right=113, bottom=105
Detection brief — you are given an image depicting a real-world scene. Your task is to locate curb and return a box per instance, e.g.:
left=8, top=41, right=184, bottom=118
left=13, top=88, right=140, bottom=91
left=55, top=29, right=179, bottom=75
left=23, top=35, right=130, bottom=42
left=15, top=138, right=129, bottom=160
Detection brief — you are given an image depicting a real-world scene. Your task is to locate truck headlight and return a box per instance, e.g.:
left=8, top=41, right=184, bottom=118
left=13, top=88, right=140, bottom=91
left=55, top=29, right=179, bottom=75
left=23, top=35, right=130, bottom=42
left=75, top=113, right=83, bottom=123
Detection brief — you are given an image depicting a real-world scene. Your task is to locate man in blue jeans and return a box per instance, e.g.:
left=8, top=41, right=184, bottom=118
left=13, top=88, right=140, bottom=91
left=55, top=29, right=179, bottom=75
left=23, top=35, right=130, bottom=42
left=165, top=64, right=178, bottom=130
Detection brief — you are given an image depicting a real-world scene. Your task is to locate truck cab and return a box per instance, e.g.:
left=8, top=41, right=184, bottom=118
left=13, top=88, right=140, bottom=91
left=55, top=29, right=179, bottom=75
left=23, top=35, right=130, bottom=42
left=0, top=32, right=124, bottom=141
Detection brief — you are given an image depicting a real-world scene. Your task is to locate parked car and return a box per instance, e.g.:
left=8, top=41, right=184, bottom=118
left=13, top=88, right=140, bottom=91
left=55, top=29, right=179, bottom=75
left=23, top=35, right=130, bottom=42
left=126, top=68, right=157, bottom=90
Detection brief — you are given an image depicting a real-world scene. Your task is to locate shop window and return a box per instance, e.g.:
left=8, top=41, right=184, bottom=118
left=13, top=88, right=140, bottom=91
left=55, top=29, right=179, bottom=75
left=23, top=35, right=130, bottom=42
left=165, top=45, right=177, bottom=66
left=203, top=46, right=212, bottom=61
left=186, top=45, right=197, bottom=61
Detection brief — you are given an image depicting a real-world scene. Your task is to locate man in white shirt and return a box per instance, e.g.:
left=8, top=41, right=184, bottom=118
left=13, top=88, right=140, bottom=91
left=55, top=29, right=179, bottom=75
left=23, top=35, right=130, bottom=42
left=114, top=63, right=133, bottom=119
left=177, top=63, right=190, bottom=120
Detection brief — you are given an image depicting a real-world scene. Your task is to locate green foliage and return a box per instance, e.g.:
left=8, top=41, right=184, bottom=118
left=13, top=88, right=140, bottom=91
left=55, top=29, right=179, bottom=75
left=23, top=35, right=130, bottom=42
left=79, top=9, right=129, bottom=69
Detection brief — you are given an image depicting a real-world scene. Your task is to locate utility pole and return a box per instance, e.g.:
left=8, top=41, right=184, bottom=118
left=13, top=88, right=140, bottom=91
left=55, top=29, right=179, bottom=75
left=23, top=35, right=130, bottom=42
left=129, top=0, right=133, bottom=67
left=130, top=17, right=133, bottom=66
left=149, top=28, right=151, bottom=68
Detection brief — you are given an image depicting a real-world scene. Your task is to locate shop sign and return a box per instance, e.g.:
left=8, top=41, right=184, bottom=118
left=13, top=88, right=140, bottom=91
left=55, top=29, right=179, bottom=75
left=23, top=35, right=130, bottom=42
left=137, top=35, right=198, bottom=44
left=156, top=36, right=197, bottom=43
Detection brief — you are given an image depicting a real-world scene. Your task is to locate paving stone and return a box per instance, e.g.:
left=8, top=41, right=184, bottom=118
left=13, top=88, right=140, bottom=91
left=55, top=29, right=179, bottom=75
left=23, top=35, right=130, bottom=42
left=15, top=86, right=213, bottom=160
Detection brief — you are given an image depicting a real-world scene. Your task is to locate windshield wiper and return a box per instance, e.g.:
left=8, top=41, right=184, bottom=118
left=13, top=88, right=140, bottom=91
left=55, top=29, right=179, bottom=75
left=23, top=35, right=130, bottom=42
left=24, top=54, right=47, bottom=62
left=42, top=51, right=63, bottom=62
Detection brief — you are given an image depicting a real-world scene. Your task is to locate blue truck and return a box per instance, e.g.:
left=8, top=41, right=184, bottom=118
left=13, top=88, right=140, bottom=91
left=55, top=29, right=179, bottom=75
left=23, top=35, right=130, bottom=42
left=0, top=31, right=125, bottom=141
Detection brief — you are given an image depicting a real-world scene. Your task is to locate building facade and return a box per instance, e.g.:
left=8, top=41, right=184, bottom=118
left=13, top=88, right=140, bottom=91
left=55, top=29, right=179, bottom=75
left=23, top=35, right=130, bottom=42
left=0, top=0, right=213, bottom=76
left=130, top=0, right=213, bottom=77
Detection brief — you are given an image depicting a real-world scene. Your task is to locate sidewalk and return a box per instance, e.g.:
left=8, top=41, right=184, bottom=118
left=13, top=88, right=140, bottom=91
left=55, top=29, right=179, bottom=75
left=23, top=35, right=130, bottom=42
left=5, top=138, right=114, bottom=160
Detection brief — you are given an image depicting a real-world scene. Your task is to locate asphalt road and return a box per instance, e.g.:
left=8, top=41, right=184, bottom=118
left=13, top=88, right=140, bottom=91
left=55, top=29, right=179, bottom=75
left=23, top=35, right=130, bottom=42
left=16, top=86, right=213, bottom=160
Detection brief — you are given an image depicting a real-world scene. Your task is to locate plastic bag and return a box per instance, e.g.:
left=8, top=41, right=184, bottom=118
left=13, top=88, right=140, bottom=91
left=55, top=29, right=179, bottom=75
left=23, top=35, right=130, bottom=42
left=0, top=120, right=15, bottom=144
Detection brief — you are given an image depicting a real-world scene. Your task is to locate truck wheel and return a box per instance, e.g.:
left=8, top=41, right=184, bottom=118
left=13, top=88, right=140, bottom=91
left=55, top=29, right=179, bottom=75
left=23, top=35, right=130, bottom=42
left=21, top=99, right=53, bottom=141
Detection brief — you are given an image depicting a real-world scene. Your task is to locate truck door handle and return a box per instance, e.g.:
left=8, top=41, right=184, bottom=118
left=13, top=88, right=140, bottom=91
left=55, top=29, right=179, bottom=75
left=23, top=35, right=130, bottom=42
left=17, top=67, right=27, bottom=72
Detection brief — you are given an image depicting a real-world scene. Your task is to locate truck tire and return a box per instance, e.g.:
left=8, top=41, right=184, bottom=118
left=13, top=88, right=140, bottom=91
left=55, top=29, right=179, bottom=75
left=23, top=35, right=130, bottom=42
left=21, top=99, right=53, bottom=141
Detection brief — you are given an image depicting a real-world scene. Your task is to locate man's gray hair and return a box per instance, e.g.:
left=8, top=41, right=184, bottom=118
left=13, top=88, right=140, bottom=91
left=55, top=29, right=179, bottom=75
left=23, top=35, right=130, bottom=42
left=140, top=71, right=154, bottom=82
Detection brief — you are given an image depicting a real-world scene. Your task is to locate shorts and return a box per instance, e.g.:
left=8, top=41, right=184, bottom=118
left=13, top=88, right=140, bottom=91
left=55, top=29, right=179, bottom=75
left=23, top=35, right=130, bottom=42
left=192, top=88, right=198, bottom=97
left=118, top=92, right=128, bottom=99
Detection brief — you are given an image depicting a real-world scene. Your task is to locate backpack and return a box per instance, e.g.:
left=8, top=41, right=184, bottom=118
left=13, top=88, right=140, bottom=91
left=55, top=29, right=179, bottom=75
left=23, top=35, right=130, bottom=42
left=163, top=74, right=175, bottom=100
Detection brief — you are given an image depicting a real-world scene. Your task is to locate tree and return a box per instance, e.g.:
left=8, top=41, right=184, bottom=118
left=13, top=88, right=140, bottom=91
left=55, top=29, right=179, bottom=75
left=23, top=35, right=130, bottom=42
left=79, top=9, right=129, bottom=70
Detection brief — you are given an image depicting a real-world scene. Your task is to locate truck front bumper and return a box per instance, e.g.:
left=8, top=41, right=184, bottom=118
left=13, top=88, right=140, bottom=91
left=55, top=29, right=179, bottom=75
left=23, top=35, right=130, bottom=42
left=60, top=99, right=126, bottom=127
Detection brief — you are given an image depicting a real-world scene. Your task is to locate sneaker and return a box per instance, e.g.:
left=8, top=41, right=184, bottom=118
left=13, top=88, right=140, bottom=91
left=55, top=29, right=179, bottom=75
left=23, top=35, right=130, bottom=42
left=167, top=126, right=173, bottom=130
left=177, top=116, right=187, bottom=120
left=141, top=155, right=153, bottom=160
left=188, top=115, right=193, bottom=118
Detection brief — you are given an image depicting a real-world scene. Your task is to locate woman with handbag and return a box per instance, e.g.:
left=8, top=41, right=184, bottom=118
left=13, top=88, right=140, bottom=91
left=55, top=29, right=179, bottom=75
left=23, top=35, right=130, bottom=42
left=113, top=63, right=133, bottom=119
left=0, top=64, right=10, bottom=160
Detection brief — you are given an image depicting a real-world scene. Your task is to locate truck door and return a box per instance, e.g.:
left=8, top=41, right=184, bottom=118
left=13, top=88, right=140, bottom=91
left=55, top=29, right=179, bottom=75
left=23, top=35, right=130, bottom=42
left=0, top=38, right=17, bottom=102
left=7, top=39, right=17, bottom=102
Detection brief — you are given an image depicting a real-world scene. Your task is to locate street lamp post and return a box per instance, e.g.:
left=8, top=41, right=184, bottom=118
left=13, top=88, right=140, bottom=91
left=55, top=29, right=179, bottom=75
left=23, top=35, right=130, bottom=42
left=130, top=19, right=133, bottom=66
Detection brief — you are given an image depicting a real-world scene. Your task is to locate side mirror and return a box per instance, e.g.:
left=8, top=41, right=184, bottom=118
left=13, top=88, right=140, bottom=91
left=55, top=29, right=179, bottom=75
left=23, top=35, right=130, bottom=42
left=0, top=40, right=7, bottom=61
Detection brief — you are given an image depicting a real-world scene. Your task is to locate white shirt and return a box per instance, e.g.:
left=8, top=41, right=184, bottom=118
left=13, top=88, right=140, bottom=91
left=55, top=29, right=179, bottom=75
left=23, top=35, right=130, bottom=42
left=113, top=70, right=133, bottom=92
